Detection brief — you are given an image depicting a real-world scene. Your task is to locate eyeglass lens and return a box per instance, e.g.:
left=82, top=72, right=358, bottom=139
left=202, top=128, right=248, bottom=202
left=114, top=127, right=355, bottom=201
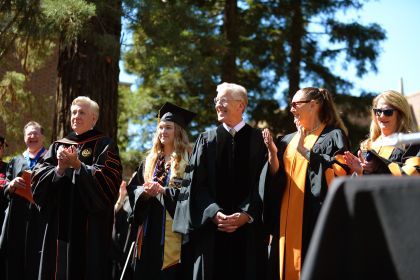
left=373, top=108, right=394, bottom=117
left=291, top=100, right=310, bottom=108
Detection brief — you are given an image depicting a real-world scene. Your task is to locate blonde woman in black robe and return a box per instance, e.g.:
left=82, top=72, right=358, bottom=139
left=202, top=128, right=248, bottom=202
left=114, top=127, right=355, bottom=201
left=127, top=102, right=195, bottom=280
left=344, top=90, right=419, bottom=176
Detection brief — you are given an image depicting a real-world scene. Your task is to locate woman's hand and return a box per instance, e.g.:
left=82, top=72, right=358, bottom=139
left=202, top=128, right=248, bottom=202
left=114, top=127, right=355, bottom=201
left=262, top=128, right=277, bottom=154
left=262, top=128, right=279, bottom=174
left=344, top=151, right=363, bottom=175
left=143, top=181, right=165, bottom=197
left=359, top=150, right=377, bottom=174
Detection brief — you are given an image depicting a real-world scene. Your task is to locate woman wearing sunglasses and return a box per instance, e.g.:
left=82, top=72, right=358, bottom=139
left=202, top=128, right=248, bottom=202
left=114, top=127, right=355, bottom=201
left=344, top=90, right=419, bottom=175
left=263, top=87, right=350, bottom=280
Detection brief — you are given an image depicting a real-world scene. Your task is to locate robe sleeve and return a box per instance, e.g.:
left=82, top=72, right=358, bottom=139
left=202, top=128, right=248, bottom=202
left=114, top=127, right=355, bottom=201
left=309, top=128, right=350, bottom=189
left=162, top=186, right=182, bottom=218
left=189, top=132, right=223, bottom=228
left=32, top=138, right=122, bottom=212
left=387, top=144, right=420, bottom=176
left=238, top=129, right=268, bottom=222
left=127, top=162, right=145, bottom=210
left=3, top=158, right=16, bottom=198
left=129, top=159, right=185, bottom=224
left=31, top=144, right=63, bottom=209
left=127, top=162, right=150, bottom=225
left=263, top=134, right=291, bottom=235
left=76, top=138, right=122, bottom=212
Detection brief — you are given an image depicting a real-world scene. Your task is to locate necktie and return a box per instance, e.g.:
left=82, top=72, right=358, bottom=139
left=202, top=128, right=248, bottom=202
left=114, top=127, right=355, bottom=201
left=229, top=128, right=236, bottom=138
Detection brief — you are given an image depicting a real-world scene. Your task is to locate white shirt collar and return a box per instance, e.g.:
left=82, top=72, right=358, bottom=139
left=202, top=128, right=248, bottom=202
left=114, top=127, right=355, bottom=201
left=223, top=119, right=246, bottom=133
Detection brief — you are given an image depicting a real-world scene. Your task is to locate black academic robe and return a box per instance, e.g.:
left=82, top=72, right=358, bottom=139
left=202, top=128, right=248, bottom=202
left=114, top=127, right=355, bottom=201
left=0, top=160, right=7, bottom=235
left=0, top=160, right=5, bottom=279
left=173, top=124, right=269, bottom=280
left=361, top=143, right=420, bottom=175
left=111, top=196, right=132, bottom=279
left=126, top=158, right=189, bottom=280
left=0, top=154, right=45, bottom=280
left=266, top=125, right=349, bottom=280
left=27, top=129, right=122, bottom=280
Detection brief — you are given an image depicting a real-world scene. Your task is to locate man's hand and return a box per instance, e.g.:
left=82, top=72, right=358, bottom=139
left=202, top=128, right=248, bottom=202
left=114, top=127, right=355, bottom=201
left=57, top=145, right=71, bottom=175
left=213, top=212, right=250, bottom=233
left=62, top=145, right=81, bottom=170
left=8, top=177, right=26, bottom=193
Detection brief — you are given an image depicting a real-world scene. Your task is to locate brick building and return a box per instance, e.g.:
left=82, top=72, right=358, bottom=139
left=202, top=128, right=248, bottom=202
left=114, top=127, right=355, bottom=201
left=407, top=91, right=420, bottom=129
left=0, top=49, right=58, bottom=154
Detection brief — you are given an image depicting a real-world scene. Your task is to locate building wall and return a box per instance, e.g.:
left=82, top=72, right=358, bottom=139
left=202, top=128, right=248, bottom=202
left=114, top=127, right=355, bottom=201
left=407, top=92, right=420, bottom=129
left=0, top=48, right=58, bottom=155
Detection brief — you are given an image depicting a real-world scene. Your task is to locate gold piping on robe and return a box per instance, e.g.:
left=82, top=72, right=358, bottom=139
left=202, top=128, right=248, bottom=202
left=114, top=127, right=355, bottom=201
left=162, top=151, right=189, bottom=270
left=279, top=124, right=325, bottom=280
left=162, top=211, right=182, bottom=269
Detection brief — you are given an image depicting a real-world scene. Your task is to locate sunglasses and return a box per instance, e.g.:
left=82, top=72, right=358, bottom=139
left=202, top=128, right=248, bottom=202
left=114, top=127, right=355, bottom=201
left=373, top=108, right=395, bottom=117
left=291, top=100, right=311, bottom=108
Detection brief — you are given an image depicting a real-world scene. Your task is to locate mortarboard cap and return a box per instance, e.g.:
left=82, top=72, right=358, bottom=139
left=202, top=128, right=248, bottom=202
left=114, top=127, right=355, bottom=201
left=157, top=102, right=196, bottom=129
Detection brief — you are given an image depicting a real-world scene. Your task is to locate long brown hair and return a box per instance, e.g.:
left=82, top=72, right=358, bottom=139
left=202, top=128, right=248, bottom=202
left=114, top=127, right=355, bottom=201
left=143, top=121, right=190, bottom=182
left=300, top=87, right=348, bottom=135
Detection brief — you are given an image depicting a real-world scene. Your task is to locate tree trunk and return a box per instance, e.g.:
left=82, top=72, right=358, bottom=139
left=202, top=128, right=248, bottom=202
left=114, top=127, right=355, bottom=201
left=221, top=0, right=238, bottom=83
left=287, top=0, right=303, bottom=102
left=52, top=0, right=121, bottom=141
left=283, top=0, right=304, bottom=132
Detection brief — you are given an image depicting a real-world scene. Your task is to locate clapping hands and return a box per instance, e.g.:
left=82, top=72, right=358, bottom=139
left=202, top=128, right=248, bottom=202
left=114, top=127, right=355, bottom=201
left=57, top=145, right=81, bottom=175
left=143, top=181, right=165, bottom=197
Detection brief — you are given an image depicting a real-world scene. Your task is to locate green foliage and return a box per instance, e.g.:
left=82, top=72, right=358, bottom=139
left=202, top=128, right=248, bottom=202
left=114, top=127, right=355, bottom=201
left=123, top=0, right=222, bottom=141
left=119, top=149, right=145, bottom=180
left=122, top=0, right=384, bottom=147
left=0, top=71, right=32, bottom=148
left=0, top=0, right=96, bottom=155
left=42, top=0, right=96, bottom=45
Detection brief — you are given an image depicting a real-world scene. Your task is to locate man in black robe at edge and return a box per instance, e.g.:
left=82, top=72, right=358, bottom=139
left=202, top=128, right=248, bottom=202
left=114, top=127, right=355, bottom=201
left=173, top=82, right=269, bottom=280
left=0, top=122, right=47, bottom=280
left=0, top=136, right=8, bottom=227
left=27, top=96, right=122, bottom=280
left=0, top=136, right=6, bottom=278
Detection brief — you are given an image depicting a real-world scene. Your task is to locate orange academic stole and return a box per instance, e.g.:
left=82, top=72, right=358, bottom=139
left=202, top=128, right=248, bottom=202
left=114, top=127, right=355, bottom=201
left=279, top=124, right=325, bottom=280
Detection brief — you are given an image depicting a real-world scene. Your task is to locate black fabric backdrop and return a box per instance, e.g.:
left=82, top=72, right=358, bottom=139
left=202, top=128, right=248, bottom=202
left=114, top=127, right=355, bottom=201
left=301, top=175, right=420, bottom=280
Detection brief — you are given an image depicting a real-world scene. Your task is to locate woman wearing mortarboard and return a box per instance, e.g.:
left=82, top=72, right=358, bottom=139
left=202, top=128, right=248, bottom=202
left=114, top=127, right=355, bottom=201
left=126, top=102, right=196, bottom=280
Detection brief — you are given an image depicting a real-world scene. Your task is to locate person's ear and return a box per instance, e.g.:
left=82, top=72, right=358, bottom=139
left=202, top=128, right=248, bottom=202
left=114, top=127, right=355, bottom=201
left=238, top=102, right=245, bottom=113
left=92, top=114, right=97, bottom=127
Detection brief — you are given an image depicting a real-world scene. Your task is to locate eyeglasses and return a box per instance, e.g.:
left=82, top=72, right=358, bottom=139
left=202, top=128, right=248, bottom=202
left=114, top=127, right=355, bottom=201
left=373, top=108, right=395, bottom=117
left=291, top=100, right=311, bottom=108
left=214, top=97, right=241, bottom=105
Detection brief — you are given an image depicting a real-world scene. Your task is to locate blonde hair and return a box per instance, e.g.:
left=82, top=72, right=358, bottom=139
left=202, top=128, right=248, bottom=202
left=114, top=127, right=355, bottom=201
left=71, top=96, right=100, bottom=123
left=364, top=90, right=416, bottom=145
left=143, top=122, right=190, bottom=182
left=216, top=82, right=248, bottom=109
left=300, top=87, right=348, bottom=135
